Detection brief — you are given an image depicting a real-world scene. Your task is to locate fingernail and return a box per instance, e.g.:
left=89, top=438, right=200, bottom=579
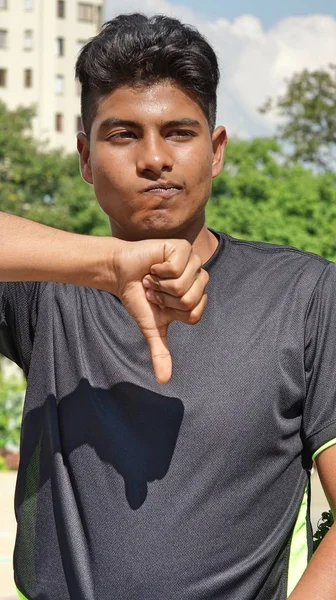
left=146, top=289, right=155, bottom=300
left=143, top=278, right=151, bottom=288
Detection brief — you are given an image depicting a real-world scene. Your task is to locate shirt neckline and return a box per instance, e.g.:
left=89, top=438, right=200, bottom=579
left=202, top=228, right=228, bottom=272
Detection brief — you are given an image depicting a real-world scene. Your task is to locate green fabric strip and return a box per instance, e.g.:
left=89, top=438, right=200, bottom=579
left=16, top=587, right=29, bottom=600
left=286, top=484, right=309, bottom=598
left=312, top=438, right=336, bottom=462
left=16, top=437, right=41, bottom=587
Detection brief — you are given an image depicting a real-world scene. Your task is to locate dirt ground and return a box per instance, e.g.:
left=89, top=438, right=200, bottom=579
left=0, top=470, right=330, bottom=599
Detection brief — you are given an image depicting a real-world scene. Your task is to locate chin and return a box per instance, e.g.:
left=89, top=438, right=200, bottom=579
left=110, top=208, right=204, bottom=241
left=135, top=215, right=190, bottom=239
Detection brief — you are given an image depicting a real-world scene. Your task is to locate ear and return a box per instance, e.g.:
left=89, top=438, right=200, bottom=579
left=211, top=126, right=227, bottom=179
left=77, top=132, right=93, bottom=184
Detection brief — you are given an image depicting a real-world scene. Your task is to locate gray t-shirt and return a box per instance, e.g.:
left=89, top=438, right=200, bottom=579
left=1, top=231, right=336, bottom=600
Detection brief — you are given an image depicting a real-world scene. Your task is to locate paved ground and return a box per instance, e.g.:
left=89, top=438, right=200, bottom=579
left=0, top=470, right=330, bottom=599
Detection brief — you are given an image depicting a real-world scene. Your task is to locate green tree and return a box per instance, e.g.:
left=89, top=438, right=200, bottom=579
left=206, top=138, right=336, bottom=260
left=0, top=373, right=25, bottom=451
left=0, top=101, right=110, bottom=235
left=259, top=65, right=336, bottom=171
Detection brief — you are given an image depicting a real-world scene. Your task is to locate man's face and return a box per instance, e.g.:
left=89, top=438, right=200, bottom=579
left=78, top=81, right=226, bottom=240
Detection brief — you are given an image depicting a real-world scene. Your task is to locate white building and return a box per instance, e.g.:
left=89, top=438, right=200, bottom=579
left=0, top=0, right=104, bottom=153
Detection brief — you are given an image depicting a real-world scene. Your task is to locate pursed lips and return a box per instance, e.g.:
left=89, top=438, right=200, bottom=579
left=141, top=181, right=183, bottom=197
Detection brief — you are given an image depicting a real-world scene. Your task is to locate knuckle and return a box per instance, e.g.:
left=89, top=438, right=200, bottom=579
left=170, top=280, right=184, bottom=296
left=188, top=294, right=208, bottom=323
left=188, top=310, right=201, bottom=325
left=180, top=294, right=194, bottom=310
left=180, top=239, right=192, bottom=253
left=202, top=269, right=210, bottom=286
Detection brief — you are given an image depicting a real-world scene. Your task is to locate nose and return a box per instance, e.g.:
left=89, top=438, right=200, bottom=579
left=136, top=133, right=173, bottom=176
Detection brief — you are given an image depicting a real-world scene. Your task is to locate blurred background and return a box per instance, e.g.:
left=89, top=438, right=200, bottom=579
left=0, top=0, right=335, bottom=597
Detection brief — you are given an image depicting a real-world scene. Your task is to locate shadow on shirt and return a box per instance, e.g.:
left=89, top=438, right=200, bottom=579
left=15, top=380, right=184, bottom=599
left=18, top=379, right=184, bottom=511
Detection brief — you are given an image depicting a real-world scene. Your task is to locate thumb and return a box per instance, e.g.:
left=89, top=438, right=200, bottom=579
left=142, top=324, right=172, bottom=384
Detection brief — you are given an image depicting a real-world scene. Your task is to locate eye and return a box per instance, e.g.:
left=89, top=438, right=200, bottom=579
left=108, top=131, right=137, bottom=140
left=167, top=130, right=195, bottom=138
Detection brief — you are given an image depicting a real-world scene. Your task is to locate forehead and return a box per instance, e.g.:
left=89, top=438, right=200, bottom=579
left=94, top=82, right=207, bottom=127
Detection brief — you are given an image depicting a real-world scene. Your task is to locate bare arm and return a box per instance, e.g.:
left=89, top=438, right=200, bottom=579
left=0, top=212, right=119, bottom=292
left=288, top=445, right=336, bottom=599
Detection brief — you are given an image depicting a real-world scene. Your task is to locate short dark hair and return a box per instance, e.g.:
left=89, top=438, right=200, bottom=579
left=75, top=13, right=220, bottom=136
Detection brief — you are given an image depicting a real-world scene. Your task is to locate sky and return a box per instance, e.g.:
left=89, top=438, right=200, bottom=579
left=166, top=0, right=336, bottom=29
left=104, top=1, right=336, bottom=138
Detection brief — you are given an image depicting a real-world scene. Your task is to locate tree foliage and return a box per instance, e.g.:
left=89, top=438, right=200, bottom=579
left=207, top=138, right=336, bottom=260
left=0, top=101, right=110, bottom=235
left=0, top=373, right=25, bottom=450
left=259, top=65, right=336, bottom=171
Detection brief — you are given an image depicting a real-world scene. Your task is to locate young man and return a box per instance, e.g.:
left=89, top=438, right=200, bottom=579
left=1, top=13, right=336, bottom=600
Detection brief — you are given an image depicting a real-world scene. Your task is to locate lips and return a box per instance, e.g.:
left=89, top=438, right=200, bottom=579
left=142, top=181, right=183, bottom=193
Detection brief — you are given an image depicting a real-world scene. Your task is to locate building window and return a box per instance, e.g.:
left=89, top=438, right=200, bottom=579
left=55, top=74, right=64, bottom=95
left=96, top=5, right=102, bottom=27
left=24, top=68, right=32, bottom=88
left=0, top=68, right=7, bottom=87
left=57, top=0, right=65, bottom=18
left=23, top=29, right=33, bottom=51
left=24, top=0, right=33, bottom=9
left=55, top=113, right=63, bottom=132
left=0, top=0, right=8, bottom=9
left=77, top=3, right=94, bottom=22
left=56, top=37, right=64, bottom=56
left=76, top=116, right=83, bottom=132
left=0, top=30, right=8, bottom=48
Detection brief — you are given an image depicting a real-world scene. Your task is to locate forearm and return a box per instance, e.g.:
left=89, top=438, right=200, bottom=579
left=288, top=522, right=336, bottom=600
left=0, top=212, right=119, bottom=293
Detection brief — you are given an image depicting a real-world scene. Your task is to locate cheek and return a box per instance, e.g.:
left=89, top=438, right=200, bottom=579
left=91, top=143, right=123, bottom=178
left=180, top=141, right=212, bottom=179
left=190, top=151, right=213, bottom=195
left=91, top=154, right=129, bottom=197
left=90, top=154, right=138, bottom=219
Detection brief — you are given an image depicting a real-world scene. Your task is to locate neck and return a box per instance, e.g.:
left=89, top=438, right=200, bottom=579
left=110, top=218, right=219, bottom=266
left=188, top=223, right=219, bottom=265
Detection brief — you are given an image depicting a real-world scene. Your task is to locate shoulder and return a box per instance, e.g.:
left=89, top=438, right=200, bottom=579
left=223, top=233, right=329, bottom=265
left=221, top=232, right=331, bottom=282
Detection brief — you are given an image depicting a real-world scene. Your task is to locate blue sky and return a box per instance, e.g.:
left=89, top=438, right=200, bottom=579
left=167, top=0, right=336, bottom=29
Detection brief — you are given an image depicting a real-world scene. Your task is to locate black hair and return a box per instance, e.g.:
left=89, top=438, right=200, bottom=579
left=75, top=13, right=220, bottom=136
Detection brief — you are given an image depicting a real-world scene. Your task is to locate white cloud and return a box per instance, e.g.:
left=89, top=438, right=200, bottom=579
left=104, top=1, right=336, bottom=138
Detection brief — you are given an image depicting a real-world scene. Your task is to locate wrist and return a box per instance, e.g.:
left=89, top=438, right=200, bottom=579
left=69, top=234, right=124, bottom=296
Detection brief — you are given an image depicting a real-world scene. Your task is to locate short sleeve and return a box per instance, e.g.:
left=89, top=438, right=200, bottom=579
left=0, top=281, right=47, bottom=375
left=302, top=263, right=336, bottom=461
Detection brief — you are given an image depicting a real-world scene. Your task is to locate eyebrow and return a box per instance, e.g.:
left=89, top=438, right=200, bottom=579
left=98, top=117, right=202, bottom=130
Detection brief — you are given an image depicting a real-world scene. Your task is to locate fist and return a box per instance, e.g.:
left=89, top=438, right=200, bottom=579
left=112, top=238, right=209, bottom=384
